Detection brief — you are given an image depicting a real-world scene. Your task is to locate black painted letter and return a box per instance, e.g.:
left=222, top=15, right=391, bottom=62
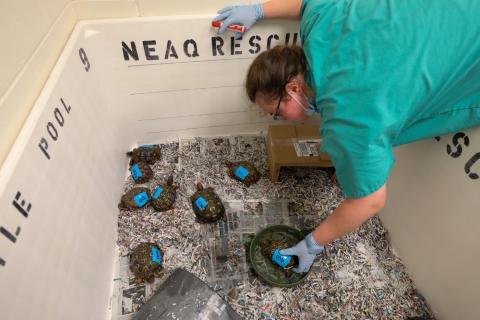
left=183, top=39, right=199, bottom=58
left=122, top=41, right=139, bottom=61
left=165, top=40, right=179, bottom=59
left=249, top=36, right=261, bottom=54
left=267, top=35, right=280, bottom=49
left=446, top=132, right=469, bottom=158
left=54, top=108, right=64, bottom=127
left=465, top=152, right=480, bottom=179
left=211, top=37, right=225, bottom=56
left=47, top=122, right=58, bottom=141
left=285, top=33, right=299, bottom=45
left=143, top=41, right=159, bottom=60
left=61, top=98, right=71, bottom=114
left=230, top=37, right=242, bottom=55
left=39, top=138, right=50, bottom=160
left=79, top=48, right=90, bottom=72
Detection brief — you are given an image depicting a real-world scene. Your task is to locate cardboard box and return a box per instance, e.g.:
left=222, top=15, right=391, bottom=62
left=266, top=125, right=334, bottom=182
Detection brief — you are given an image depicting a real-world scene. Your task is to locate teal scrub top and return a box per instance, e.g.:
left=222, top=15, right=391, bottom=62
left=300, top=0, right=480, bottom=198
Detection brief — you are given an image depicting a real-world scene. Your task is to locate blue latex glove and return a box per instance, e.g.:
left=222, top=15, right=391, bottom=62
left=212, top=4, right=264, bottom=39
left=279, top=233, right=324, bottom=273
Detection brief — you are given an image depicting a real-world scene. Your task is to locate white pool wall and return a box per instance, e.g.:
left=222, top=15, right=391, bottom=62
left=0, top=15, right=306, bottom=319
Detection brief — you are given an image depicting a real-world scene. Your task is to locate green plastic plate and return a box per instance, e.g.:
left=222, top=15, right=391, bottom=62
left=249, top=225, right=312, bottom=287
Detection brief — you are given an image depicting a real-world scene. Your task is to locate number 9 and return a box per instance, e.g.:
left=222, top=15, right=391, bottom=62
left=79, top=48, right=90, bottom=72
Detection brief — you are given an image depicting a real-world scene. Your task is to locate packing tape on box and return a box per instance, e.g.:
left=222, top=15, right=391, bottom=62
left=270, top=138, right=322, bottom=147
left=269, top=138, right=302, bottom=146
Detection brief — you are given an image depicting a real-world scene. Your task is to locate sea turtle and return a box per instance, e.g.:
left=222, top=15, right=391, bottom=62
left=150, top=176, right=178, bottom=212
left=130, top=242, right=164, bottom=283
left=190, top=183, right=227, bottom=223
left=118, top=187, right=151, bottom=210
left=225, top=160, right=261, bottom=186
left=260, top=239, right=298, bottom=270
left=130, top=161, right=153, bottom=184
left=127, top=145, right=162, bottom=166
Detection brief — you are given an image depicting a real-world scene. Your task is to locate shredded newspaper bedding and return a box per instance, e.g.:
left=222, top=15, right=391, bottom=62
left=111, top=135, right=434, bottom=320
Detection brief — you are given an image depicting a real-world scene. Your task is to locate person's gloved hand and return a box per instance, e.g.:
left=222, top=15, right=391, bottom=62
left=212, top=4, right=264, bottom=39
left=279, top=233, right=324, bottom=273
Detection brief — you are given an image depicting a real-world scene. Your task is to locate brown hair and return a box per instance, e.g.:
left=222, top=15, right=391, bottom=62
left=246, top=45, right=307, bottom=103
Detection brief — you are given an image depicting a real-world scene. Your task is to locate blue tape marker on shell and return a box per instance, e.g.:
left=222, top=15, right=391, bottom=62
left=131, top=164, right=143, bottom=181
left=133, top=191, right=149, bottom=207
left=271, top=249, right=292, bottom=268
left=151, top=247, right=162, bottom=263
left=153, top=187, right=163, bottom=199
left=195, top=197, right=208, bottom=211
left=235, top=166, right=249, bottom=180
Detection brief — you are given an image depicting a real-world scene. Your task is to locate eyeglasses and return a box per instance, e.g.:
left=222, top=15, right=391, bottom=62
left=272, top=97, right=286, bottom=121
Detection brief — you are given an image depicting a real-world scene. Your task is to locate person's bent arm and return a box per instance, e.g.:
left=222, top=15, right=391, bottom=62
left=279, top=184, right=386, bottom=273
left=262, top=0, right=303, bottom=21
left=213, top=0, right=302, bottom=38
left=313, top=184, right=387, bottom=245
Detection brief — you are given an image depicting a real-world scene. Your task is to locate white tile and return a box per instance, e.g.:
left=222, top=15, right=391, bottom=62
left=0, top=0, right=50, bottom=96
left=32, top=4, right=78, bottom=85
left=39, top=0, right=71, bottom=22
left=72, top=1, right=139, bottom=20
left=0, top=67, right=43, bottom=168
left=137, top=0, right=249, bottom=16
left=0, top=4, right=77, bottom=169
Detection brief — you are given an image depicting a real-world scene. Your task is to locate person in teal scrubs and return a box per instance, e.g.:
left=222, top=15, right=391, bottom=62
left=214, top=0, right=480, bottom=273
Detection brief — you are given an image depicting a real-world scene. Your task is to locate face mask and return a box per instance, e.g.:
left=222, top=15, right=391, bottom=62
left=306, top=96, right=317, bottom=111
left=287, top=92, right=317, bottom=116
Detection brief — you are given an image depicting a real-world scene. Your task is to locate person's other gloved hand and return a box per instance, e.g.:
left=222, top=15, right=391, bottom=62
left=212, top=4, right=264, bottom=39
left=279, top=233, right=324, bottom=273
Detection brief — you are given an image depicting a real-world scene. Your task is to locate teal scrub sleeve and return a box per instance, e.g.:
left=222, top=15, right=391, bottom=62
left=319, top=100, right=395, bottom=198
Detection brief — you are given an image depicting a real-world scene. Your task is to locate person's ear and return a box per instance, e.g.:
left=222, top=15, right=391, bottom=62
left=285, top=81, right=303, bottom=95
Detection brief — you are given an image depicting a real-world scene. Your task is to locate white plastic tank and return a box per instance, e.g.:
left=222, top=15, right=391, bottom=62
left=0, top=13, right=479, bottom=320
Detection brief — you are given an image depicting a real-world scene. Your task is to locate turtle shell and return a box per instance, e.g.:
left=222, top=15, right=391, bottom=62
left=151, top=176, right=178, bottom=212
left=225, top=160, right=261, bottom=186
left=190, top=183, right=227, bottom=223
left=127, top=145, right=162, bottom=166
left=118, top=187, right=151, bottom=210
left=260, top=239, right=298, bottom=270
left=130, top=242, right=164, bottom=283
left=130, top=161, right=153, bottom=184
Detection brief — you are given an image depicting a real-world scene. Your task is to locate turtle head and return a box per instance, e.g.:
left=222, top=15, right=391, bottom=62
left=167, top=176, right=174, bottom=186
left=196, top=182, right=203, bottom=191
